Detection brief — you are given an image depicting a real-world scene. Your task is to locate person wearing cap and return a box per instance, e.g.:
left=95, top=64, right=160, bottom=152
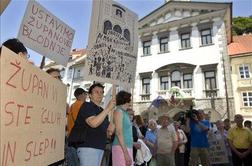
left=156, top=114, right=178, bottom=166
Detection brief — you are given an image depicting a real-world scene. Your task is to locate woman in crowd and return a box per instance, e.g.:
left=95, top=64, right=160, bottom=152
left=112, top=91, right=133, bottom=166
left=174, top=121, right=188, bottom=166
left=75, top=83, right=115, bottom=166
left=144, top=119, right=158, bottom=166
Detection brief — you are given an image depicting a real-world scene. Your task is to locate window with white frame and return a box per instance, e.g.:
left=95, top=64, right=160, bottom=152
left=204, top=71, right=217, bottom=97
left=239, top=64, right=250, bottom=79
left=181, top=33, right=191, bottom=49
left=171, top=71, right=181, bottom=88
left=242, top=92, right=252, bottom=107
left=159, top=37, right=168, bottom=53
left=142, top=78, right=151, bottom=94
left=143, top=40, right=151, bottom=55
left=160, top=76, right=169, bottom=90
left=200, top=29, right=212, bottom=45
left=183, top=74, right=193, bottom=88
left=67, top=67, right=73, bottom=79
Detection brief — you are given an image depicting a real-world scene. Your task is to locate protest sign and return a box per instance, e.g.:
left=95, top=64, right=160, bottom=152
left=17, top=0, right=75, bottom=66
left=0, top=0, right=11, bottom=15
left=0, top=47, right=67, bottom=166
left=208, top=135, right=229, bottom=165
left=84, top=0, right=138, bottom=87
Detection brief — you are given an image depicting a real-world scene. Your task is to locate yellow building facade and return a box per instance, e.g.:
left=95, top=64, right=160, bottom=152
left=229, top=36, right=252, bottom=120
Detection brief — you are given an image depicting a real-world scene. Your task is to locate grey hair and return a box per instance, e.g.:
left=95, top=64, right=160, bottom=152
left=148, top=119, right=157, bottom=126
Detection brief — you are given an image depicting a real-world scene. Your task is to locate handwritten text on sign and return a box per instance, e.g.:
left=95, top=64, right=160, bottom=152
left=18, top=1, right=75, bottom=66
left=0, top=47, right=67, bottom=166
left=209, top=136, right=229, bottom=164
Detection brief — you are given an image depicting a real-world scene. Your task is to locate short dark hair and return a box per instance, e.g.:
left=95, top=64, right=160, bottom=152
left=88, top=83, right=104, bottom=94
left=116, top=91, right=131, bottom=106
left=1, top=38, right=27, bottom=54
left=46, top=68, right=60, bottom=74
left=244, top=120, right=251, bottom=126
left=74, top=88, right=86, bottom=98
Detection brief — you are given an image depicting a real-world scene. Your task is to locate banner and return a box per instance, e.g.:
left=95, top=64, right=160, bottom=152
left=18, top=0, right=75, bottom=66
left=84, top=0, right=138, bottom=87
left=0, top=47, right=67, bottom=166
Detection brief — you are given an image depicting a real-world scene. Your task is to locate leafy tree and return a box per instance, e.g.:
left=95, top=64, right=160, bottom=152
left=232, top=16, right=252, bottom=35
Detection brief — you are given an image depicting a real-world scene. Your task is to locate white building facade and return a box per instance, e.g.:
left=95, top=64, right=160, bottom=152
left=133, top=1, right=234, bottom=121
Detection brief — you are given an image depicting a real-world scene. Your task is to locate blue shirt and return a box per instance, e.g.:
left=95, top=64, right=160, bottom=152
left=145, top=129, right=157, bottom=155
left=113, top=106, right=133, bottom=148
left=190, top=120, right=210, bottom=148
left=77, top=101, right=109, bottom=150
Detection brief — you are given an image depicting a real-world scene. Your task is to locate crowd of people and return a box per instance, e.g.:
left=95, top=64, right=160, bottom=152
left=1, top=38, right=252, bottom=166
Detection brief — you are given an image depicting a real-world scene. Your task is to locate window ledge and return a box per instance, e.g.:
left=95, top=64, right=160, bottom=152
left=179, top=47, right=192, bottom=51
left=141, top=54, right=152, bottom=57
left=158, top=51, right=170, bottom=54
left=200, top=43, right=214, bottom=47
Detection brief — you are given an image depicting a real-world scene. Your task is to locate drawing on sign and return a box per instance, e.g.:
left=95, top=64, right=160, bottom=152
left=84, top=0, right=138, bottom=87
left=17, top=1, right=75, bottom=66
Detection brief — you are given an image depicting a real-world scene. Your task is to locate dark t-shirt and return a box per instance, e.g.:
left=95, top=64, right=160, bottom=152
left=76, top=101, right=109, bottom=150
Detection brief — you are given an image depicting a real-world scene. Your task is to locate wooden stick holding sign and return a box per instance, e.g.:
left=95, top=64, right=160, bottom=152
left=107, top=84, right=116, bottom=139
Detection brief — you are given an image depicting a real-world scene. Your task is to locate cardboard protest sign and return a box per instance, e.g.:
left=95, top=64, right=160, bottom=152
left=17, top=0, right=75, bottom=66
left=0, top=0, right=11, bottom=15
left=84, top=0, right=138, bottom=87
left=208, top=135, right=229, bottom=164
left=0, top=47, right=67, bottom=166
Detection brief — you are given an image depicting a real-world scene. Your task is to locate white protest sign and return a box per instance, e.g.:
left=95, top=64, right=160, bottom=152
left=0, top=47, right=67, bottom=166
left=18, top=0, right=75, bottom=66
left=208, top=135, right=229, bottom=165
left=84, top=0, right=138, bottom=87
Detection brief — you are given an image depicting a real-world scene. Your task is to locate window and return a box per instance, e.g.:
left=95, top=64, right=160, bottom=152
left=103, top=20, right=112, bottom=34
left=181, top=33, right=191, bottom=49
left=242, top=92, right=252, bottom=107
left=204, top=71, right=217, bottom=97
left=160, top=76, right=169, bottom=90
left=239, top=64, right=250, bottom=79
left=183, top=74, right=193, bottom=88
left=124, top=29, right=130, bottom=43
left=143, top=40, right=151, bottom=55
left=201, top=29, right=212, bottom=45
left=160, top=37, right=168, bottom=53
left=142, top=78, right=151, bottom=94
left=60, top=68, right=65, bottom=78
left=67, top=67, right=73, bottom=79
left=74, top=69, right=81, bottom=79
left=113, top=25, right=122, bottom=34
left=171, top=71, right=181, bottom=88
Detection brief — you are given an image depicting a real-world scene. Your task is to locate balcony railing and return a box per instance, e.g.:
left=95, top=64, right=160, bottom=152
left=157, top=88, right=193, bottom=99
left=204, top=89, right=218, bottom=98
left=140, top=94, right=151, bottom=101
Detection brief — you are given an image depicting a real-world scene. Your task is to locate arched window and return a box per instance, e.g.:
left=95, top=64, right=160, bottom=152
left=171, top=70, right=181, bottom=88
left=103, top=20, right=112, bottom=34
left=113, top=25, right=122, bottom=34
left=124, top=29, right=130, bottom=43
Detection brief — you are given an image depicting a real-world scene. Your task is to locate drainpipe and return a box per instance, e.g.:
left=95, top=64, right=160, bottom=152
left=222, top=56, right=230, bottom=120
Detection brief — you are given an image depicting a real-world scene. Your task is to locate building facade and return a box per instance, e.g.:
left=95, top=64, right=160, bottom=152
left=228, top=35, right=252, bottom=121
left=133, top=0, right=234, bottom=121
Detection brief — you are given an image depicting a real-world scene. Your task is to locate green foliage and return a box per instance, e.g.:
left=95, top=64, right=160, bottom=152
left=232, top=16, right=252, bottom=35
